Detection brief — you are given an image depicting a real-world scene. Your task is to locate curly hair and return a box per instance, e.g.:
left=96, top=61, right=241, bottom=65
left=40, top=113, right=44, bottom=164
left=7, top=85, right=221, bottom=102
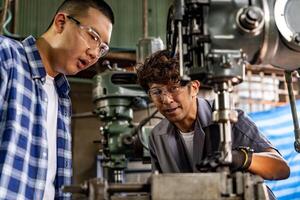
left=136, top=50, right=181, bottom=92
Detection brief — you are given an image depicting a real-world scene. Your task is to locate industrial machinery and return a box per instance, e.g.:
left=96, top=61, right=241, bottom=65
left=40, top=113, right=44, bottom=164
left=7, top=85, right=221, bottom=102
left=63, top=0, right=300, bottom=199
left=166, top=0, right=300, bottom=156
left=62, top=172, right=268, bottom=200
left=92, top=63, right=152, bottom=183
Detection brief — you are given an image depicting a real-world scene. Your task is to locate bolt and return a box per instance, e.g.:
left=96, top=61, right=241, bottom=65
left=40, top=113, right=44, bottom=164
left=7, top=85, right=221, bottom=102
left=294, top=33, right=300, bottom=44
left=239, top=6, right=263, bottom=30
left=246, top=8, right=260, bottom=21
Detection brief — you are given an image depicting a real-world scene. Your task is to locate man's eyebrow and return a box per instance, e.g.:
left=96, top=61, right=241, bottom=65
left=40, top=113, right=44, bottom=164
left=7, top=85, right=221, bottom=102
left=149, top=87, right=159, bottom=90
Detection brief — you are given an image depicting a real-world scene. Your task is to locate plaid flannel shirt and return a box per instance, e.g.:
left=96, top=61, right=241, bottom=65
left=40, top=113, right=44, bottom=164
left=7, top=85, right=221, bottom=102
left=0, top=35, right=72, bottom=200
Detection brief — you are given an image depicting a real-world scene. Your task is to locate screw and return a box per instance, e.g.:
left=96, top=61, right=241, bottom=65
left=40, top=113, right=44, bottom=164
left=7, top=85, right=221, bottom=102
left=294, top=33, right=300, bottom=44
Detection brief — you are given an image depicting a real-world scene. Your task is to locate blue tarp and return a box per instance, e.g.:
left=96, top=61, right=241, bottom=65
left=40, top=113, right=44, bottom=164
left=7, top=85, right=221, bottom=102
left=249, top=101, right=300, bottom=200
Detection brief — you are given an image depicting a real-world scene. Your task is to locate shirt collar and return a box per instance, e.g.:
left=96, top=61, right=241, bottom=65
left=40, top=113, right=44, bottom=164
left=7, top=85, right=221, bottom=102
left=55, top=74, right=70, bottom=95
left=196, top=98, right=214, bottom=128
left=22, top=35, right=70, bottom=95
left=22, top=35, right=46, bottom=82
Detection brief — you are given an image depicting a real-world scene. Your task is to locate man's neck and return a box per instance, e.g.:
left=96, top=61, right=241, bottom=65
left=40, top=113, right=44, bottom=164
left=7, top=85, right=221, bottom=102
left=36, top=36, right=58, bottom=77
left=175, top=99, right=198, bottom=133
left=176, top=121, right=196, bottom=133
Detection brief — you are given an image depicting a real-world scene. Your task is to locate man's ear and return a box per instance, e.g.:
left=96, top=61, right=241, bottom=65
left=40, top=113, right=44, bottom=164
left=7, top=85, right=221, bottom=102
left=53, top=13, right=66, bottom=33
left=191, top=80, right=200, bottom=97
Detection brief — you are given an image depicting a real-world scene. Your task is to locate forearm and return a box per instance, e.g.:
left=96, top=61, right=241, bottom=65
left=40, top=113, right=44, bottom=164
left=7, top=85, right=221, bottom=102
left=248, top=150, right=290, bottom=180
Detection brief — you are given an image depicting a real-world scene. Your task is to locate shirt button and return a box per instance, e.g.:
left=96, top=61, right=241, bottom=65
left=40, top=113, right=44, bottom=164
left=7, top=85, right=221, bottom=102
left=43, top=152, right=47, bottom=158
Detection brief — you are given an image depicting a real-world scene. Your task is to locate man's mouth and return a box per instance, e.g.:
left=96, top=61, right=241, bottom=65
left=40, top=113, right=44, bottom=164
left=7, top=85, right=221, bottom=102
left=78, top=59, right=89, bottom=69
left=164, top=107, right=178, bottom=114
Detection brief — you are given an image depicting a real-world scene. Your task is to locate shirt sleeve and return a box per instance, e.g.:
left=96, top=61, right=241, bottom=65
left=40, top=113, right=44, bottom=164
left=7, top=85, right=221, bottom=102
left=0, top=61, right=8, bottom=112
left=0, top=38, right=13, bottom=112
left=232, top=109, right=275, bottom=152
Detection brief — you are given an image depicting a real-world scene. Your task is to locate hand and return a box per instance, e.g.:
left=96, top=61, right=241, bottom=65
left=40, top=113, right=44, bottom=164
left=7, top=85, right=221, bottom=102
left=230, top=147, right=253, bottom=172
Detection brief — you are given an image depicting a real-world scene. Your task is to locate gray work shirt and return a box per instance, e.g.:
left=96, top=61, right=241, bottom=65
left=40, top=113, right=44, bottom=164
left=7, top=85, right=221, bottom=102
left=149, top=97, right=276, bottom=199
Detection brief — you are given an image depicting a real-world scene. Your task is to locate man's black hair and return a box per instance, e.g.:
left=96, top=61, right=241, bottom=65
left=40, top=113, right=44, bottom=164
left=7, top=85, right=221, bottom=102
left=47, top=0, right=114, bottom=30
left=57, top=0, right=114, bottom=24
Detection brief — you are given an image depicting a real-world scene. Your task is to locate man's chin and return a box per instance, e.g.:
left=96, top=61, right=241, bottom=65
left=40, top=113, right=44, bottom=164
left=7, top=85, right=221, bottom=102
left=65, top=66, right=82, bottom=75
left=164, top=109, right=180, bottom=119
left=61, top=69, right=77, bottom=76
left=165, top=115, right=182, bottom=123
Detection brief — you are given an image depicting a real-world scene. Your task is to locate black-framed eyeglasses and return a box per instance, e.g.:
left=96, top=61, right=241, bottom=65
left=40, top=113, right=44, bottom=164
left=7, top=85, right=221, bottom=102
left=67, top=15, right=109, bottom=58
left=148, top=81, right=190, bottom=100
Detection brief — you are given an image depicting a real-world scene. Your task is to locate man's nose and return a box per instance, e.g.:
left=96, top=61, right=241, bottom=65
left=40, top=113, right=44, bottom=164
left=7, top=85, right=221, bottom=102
left=160, top=91, right=174, bottom=104
left=86, top=48, right=99, bottom=60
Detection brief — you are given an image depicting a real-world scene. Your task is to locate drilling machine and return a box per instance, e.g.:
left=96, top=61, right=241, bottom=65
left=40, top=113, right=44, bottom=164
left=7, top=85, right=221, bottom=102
left=92, top=63, right=151, bottom=183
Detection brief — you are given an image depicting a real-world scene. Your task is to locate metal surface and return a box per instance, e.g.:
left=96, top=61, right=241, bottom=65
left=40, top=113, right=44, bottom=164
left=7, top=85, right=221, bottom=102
left=63, top=173, right=269, bottom=200
left=151, top=172, right=269, bottom=200
left=151, top=173, right=227, bottom=200
left=62, top=178, right=150, bottom=200
left=169, top=0, right=300, bottom=72
left=274, top=0, right=300, bottom=51
left=206, top=0, right=266, bottom=65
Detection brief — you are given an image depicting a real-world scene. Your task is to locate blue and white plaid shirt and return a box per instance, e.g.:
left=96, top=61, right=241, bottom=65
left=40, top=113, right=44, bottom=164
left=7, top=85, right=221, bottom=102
left=0, top=35, right=72, bottom=200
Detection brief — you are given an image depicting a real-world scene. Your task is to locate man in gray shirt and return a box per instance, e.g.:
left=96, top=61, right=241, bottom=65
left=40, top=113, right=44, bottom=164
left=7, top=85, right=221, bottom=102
left=136, top=49, right=290, bottom=199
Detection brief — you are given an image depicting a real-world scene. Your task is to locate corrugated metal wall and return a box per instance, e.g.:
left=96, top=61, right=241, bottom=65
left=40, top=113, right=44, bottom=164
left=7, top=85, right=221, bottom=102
left=15, top=0, right=172, bottom=49
left=15, top=0, right=63, bottom=37
left=105, top=0, right=172, bottom=49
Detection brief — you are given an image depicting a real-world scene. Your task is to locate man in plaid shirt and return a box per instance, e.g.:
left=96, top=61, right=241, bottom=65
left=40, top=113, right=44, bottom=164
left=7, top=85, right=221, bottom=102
left=0, top=0, right=114, bottom=199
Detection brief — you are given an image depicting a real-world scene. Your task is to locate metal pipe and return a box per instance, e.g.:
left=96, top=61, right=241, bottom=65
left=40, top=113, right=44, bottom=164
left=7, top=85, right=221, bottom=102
left=285, top=71, right=300, bottom=152
left=178, top=21, right=184, bottom=77
left=143, top=0, right=148, bottom=38
left=72, top=112, right=95, bottom=118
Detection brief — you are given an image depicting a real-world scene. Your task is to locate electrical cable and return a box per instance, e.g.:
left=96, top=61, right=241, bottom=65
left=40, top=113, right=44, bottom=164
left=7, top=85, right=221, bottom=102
left=3, top=9, right=21, bottom=39
left=134, top=110, right=162, bottom=150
